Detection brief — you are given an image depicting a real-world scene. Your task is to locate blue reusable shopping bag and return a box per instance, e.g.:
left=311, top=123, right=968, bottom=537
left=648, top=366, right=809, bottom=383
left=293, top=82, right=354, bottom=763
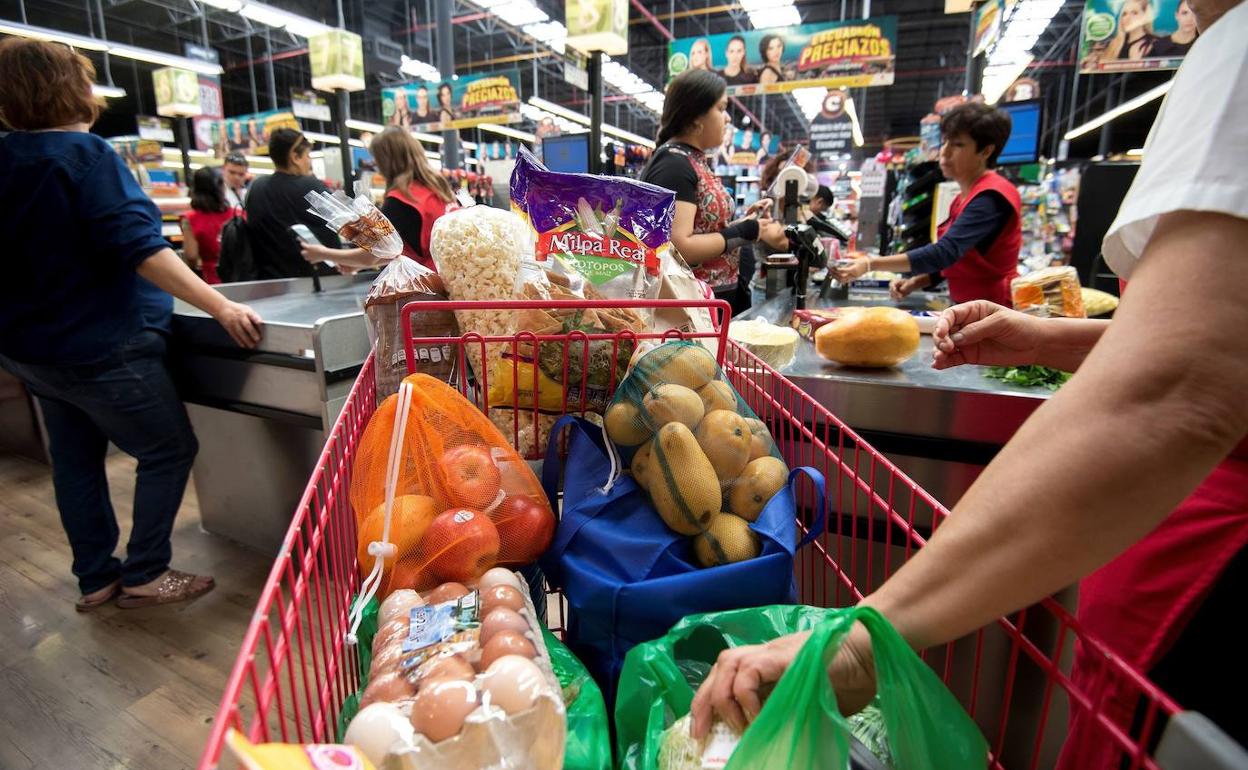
left=539, top=415, right=826, bottom=704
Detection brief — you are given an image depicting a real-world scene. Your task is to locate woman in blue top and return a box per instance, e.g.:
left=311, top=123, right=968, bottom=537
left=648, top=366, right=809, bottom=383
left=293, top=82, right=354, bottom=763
left=0, top=39, right=262, bottom=611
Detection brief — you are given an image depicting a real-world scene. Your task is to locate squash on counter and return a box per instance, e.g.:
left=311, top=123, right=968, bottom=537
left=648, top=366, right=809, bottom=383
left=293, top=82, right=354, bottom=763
left=814, top=307, right=920, bottom=368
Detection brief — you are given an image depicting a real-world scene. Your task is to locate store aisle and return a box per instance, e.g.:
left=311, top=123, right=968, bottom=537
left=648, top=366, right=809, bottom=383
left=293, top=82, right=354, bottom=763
left=0, top=452, right=271, bottom=770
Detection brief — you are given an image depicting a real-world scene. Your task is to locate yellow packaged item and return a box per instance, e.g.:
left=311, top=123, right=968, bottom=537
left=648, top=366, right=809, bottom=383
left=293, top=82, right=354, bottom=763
left=225, top=729, right=376, bottom=770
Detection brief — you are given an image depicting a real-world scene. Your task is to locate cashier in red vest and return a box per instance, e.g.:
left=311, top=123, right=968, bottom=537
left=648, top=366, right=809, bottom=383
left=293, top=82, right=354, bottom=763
left=833, top=103, right=1021, bottom=307
left=301, top=126, right=455, bottom=273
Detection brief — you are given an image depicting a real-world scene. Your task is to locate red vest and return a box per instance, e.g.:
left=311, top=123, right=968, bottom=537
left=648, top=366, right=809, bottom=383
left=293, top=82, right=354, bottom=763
left=385, top=182, right=451, bottom=271
left=936, top=170, right=1021, bottom=307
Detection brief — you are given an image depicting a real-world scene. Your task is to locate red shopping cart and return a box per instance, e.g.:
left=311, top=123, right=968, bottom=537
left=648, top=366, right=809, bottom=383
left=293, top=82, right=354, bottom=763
left=200, top=298, right=1192, bottom=770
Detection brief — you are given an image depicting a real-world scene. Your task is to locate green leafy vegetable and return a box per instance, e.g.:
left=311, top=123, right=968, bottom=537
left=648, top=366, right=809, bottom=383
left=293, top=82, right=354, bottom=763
left=983, top=365, right=1072, bottom=390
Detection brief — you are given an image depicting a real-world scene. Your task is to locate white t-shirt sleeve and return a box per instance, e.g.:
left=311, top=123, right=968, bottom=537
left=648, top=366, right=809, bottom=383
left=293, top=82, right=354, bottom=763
left=1101, top=3, right=1248, bottom=280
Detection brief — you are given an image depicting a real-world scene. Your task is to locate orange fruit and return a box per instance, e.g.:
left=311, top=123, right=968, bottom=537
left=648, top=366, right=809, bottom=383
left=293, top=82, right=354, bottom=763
left=357, top=495, right=437, bottom=581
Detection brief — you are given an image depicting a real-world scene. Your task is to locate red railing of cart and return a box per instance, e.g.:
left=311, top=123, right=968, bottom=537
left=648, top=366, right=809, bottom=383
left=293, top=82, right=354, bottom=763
left=199, top=298, right=1180, bottom=770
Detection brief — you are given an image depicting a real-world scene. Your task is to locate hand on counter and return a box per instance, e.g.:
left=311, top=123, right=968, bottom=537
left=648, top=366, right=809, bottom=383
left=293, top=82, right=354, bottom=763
left=889, top=274, right=931, bottom=301
left=932, top=301, right=1045, bottom=370
left=212, top=300, right=263, bottom=349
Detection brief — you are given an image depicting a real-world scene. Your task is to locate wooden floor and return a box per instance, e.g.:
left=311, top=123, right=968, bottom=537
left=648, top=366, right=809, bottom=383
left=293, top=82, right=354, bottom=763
left=0, top=452, right=272, bottom=770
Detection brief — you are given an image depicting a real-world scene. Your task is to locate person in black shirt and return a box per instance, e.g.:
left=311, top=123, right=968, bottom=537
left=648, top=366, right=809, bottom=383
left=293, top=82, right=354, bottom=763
left=641, top=69, right=787, bottom=315
left=244, top=128, right=341, bottom=279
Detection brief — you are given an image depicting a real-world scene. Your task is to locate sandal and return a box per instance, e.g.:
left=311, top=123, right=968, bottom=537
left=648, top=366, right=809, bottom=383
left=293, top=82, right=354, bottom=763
left=75, top=579, right=121, bottom=612
left=117, top=569, right=215, bottom=609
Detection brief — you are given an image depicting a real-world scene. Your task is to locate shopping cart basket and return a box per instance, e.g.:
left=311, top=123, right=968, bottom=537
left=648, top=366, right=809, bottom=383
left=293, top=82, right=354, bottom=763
left=200, top=298, right=1216, bottom=770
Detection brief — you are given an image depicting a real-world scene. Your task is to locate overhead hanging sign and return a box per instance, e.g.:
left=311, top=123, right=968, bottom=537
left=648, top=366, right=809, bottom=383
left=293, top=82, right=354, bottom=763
left=137, top=116, right=175, bottom=143
left=809, top=89, right=857, bottom=169
left=153, top=67, right=202, bottom=117
left=667, top=16, right=897, bottom=95
left=291, top=89, right=333, bottom=121
left=1079, top=0, right=1195, bottom=74
left=309, top=29, right=365, bottom=92
left=184, top=43, right=223, bottom=152
left=208, top=110, right=300, bottom=157
left=382, top=70, right=522, bottom=131
left=973, top=0, right=1002, bottom=56
left=565, top=0, right=629, bottom=56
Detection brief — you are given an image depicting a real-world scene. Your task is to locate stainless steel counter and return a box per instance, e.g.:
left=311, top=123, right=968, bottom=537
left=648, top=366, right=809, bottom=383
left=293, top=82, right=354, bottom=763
left=739, top=289, right=1058, bottom=506
left=741, top=290, right=1052, bottom=446
left=171, top=275, right=374, bottom=553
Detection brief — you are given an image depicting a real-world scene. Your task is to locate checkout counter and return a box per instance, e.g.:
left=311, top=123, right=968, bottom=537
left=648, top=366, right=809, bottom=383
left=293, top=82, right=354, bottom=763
left=740, top=288, right=1051, bottom=504
left=170, top=274, right=373, bottom=554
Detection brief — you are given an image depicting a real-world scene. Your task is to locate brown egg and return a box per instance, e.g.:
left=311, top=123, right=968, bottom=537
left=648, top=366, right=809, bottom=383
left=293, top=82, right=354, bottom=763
left=480, top=584, right=526, bottom=614
left=479, top=607, right=530, bottom=646
left=477, top=567, right=523, bottom=594
left=409, top=679, right=478, bottom=743
left=424, top=582, right=470, bottom=606
left=480, top=655, right=547, bottom=715
left=479, top=629, right=536, bottom=670
left=372, top=618, right=410, bottom=655
left=379, top=589, right=425, bottom=625
left=360, top=671, right=417, bottom=708
left=413, top=654, right=476, bottom=691
left=369, top=642, right=411, bottom=680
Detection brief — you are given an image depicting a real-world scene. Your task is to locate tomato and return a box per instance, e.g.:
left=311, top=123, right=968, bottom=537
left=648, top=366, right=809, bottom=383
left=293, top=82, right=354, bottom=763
left=491, top=495, right=556, bottom=566
left=425, top=508, right=500, bottom=584
left=439, top=445, right=503, bottom=510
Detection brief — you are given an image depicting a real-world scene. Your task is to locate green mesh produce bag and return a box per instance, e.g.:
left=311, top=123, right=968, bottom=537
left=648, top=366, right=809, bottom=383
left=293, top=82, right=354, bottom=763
left=602, top=341, right=789, bottom=565
left=615, top=604, right=987, bottom=770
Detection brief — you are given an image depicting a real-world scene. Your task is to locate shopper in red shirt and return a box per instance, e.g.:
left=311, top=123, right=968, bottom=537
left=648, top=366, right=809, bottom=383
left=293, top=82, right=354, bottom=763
left=180, top=167, right=236, bottom=284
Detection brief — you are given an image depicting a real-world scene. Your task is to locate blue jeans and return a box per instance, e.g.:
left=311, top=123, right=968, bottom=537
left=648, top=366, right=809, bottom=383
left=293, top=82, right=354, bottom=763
left=0, top=331, right=198, bottom=594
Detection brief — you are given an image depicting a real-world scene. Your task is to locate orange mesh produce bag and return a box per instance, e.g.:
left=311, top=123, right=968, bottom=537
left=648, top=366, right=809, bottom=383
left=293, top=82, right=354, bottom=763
left=350, top=373, right=556, bottom=598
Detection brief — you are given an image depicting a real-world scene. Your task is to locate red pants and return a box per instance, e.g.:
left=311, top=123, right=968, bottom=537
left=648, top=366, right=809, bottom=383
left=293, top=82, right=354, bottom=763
left=1057, top=456, right=1248, bottom=769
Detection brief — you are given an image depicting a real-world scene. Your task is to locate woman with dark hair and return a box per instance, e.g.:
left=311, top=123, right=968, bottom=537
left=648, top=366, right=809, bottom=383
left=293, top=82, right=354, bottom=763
left=0, top=38, right=262, bottom=610
left=1151, top=0, right=1199, bottom=56
left=303, top=126, right=456, bottom=272
left=719, top=35, right=756, bottom=85
left=437, top=83, right=455, bottom=124
left=180, top=167, right=234, bottom=284
left=834, top=102, right=1023, bottom=306
left=758, top=34, right=785, bottom=84
left=641, top=69, right=787, bottom=314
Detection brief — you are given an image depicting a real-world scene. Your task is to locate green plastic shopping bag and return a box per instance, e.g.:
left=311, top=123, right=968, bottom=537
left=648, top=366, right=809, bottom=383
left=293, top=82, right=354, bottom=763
left=543, top=626, right=614, bottom=770
left=615, top=604, right=987, bottom=770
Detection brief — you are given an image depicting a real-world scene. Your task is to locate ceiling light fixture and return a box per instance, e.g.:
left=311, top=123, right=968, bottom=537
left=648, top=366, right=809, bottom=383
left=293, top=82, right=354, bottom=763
left=1064, top=79, right=1173, bottom=140
left=92, top=84, right=127, bottom=98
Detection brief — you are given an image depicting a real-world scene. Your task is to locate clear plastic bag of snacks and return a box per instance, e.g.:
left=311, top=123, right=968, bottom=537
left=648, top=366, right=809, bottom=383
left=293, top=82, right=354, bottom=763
left=1011, top=266, right=1087, bottom=318
left=304, top=182, right=404, bottom=259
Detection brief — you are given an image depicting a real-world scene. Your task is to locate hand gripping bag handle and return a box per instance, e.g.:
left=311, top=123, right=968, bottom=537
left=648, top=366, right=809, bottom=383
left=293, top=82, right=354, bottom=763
left=726, top=606, right=987, bottom=770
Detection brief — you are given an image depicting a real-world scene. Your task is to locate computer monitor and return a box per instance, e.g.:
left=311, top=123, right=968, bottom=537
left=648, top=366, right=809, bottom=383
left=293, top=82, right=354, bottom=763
left=542, top=134, right=590, bottom=173
left=998, top=99, right=1042, bottom=165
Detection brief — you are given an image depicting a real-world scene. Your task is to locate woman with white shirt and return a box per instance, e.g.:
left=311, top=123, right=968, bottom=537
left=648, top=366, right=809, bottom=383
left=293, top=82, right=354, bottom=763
left=690, top=1, right=1248, bottom=762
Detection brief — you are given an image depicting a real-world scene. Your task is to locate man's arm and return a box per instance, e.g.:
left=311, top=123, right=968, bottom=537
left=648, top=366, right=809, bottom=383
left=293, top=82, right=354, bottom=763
left=864, top=211, right=1248, bottom=649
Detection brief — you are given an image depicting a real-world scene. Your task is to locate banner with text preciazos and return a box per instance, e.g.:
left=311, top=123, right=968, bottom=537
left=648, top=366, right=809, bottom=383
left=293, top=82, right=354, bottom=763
left=383, top=70, right=523, bottom=132
left=667, top=17, right=897, bottom=96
